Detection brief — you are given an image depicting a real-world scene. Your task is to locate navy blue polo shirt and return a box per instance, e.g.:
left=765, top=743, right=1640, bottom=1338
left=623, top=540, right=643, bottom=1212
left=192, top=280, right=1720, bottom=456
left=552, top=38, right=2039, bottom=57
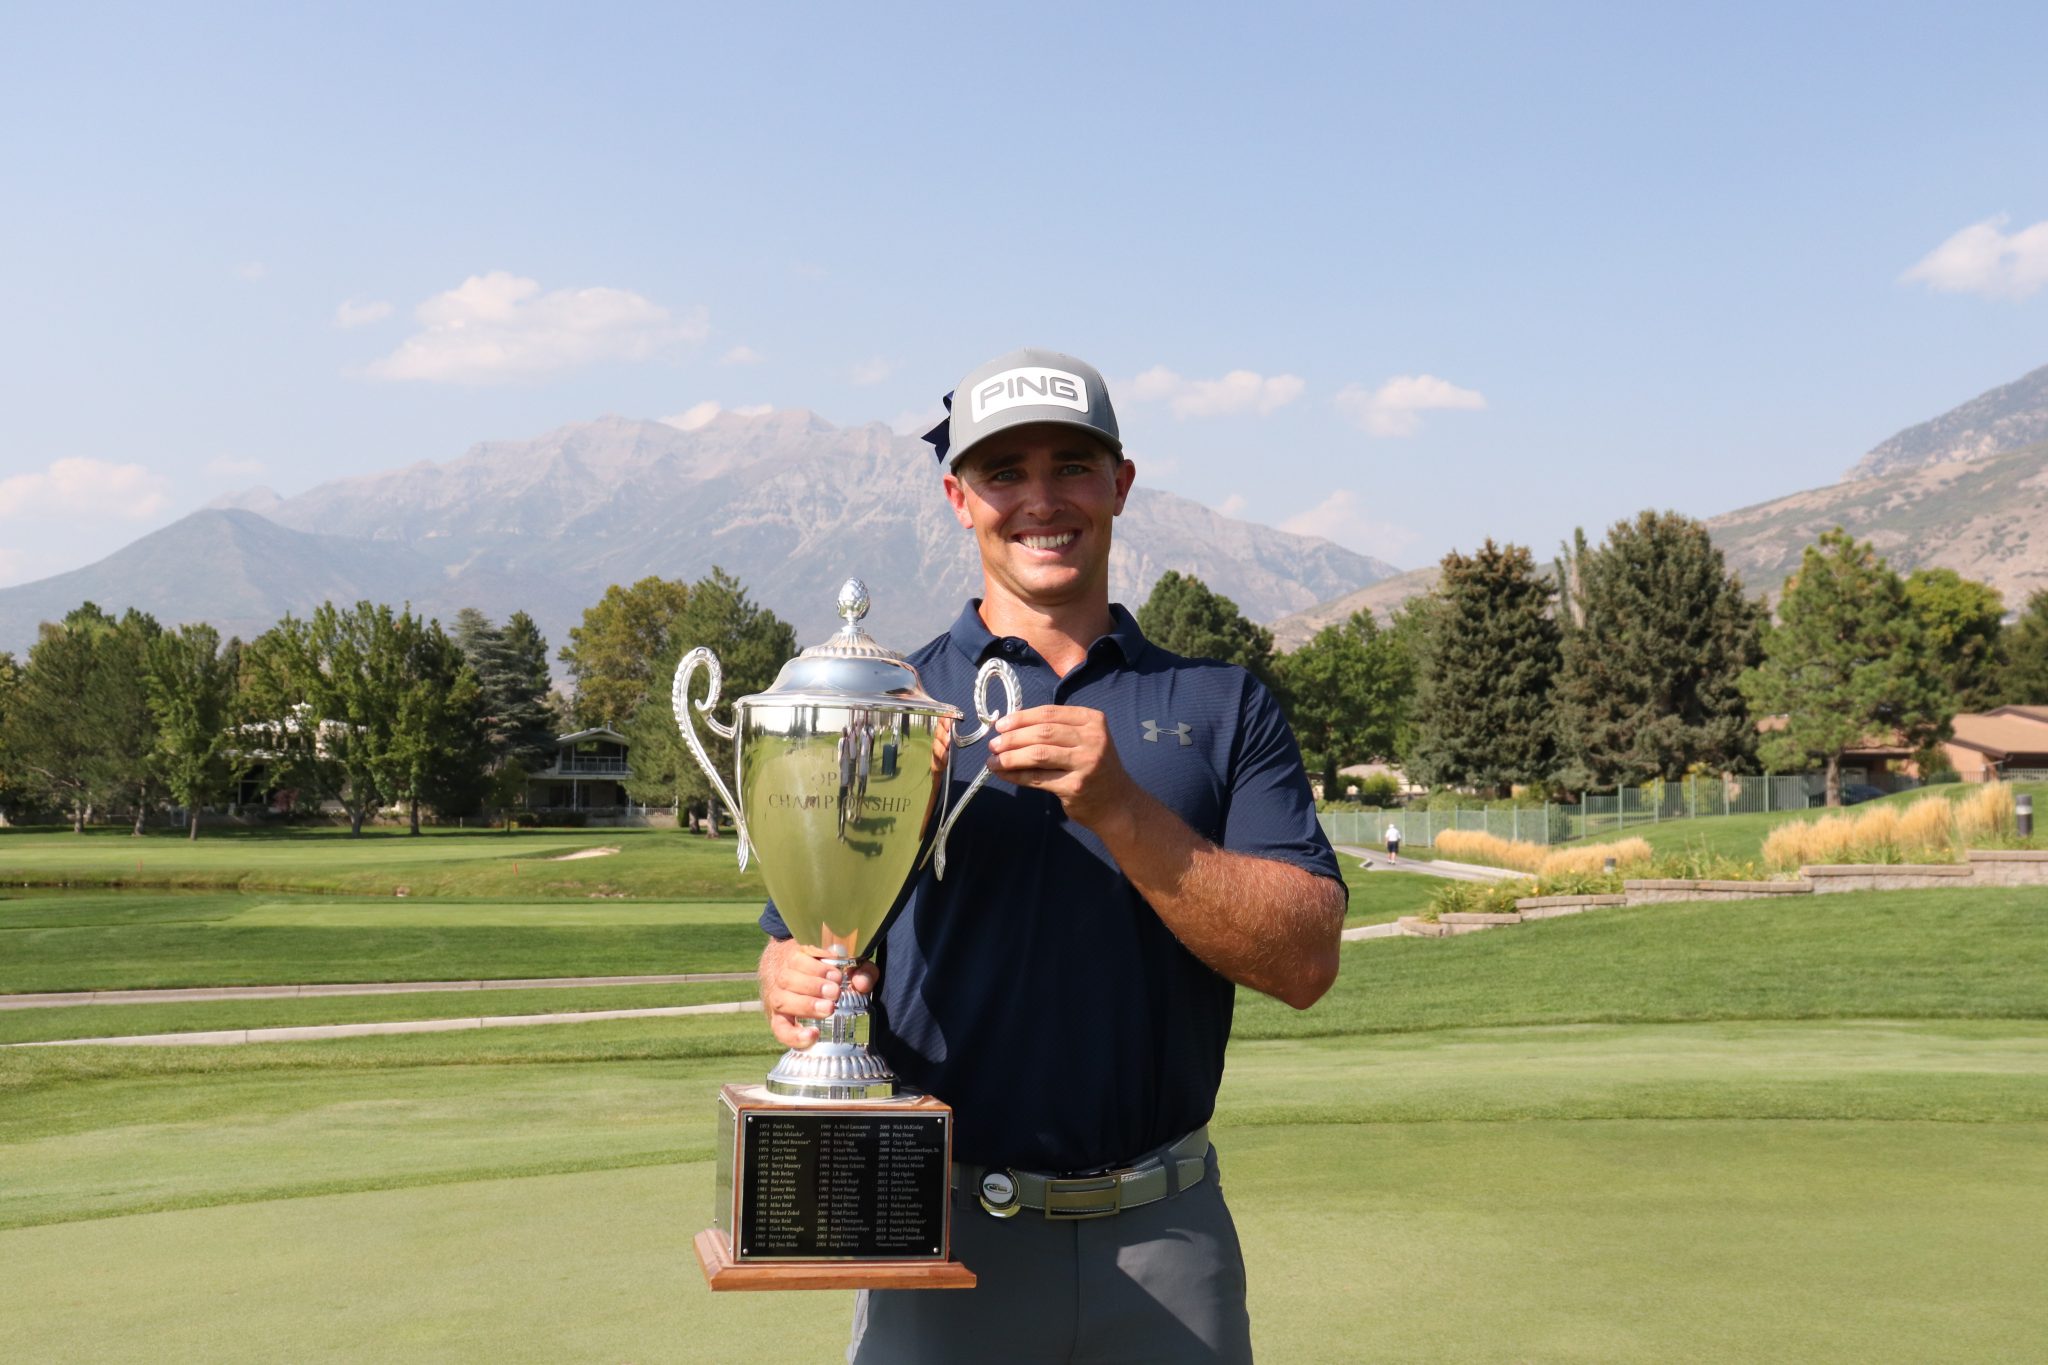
left=760, top=600, right=1342, bottom=1173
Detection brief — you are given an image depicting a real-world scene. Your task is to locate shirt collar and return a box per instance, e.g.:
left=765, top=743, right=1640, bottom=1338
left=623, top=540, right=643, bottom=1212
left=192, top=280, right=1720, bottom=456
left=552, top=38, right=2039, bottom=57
left=946, top=600, right=1150, bottom=667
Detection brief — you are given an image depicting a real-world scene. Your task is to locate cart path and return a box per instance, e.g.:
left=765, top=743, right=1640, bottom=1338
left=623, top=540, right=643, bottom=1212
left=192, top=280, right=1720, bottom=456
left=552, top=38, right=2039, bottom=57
left=6, top=998, right=765, bottom=1048
left=1336, top=846, right=1523, bottom=882
left=0, top=972, right=756, bottom=1011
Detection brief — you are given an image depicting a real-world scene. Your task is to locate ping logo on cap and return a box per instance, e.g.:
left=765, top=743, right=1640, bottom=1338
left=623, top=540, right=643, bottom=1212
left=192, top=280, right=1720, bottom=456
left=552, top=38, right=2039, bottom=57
left=971, top=367, right=1090, bottom=422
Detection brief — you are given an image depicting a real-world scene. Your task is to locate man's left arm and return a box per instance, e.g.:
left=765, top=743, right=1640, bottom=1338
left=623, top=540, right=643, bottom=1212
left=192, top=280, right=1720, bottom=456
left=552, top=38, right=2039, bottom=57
left=987, top=694, right=1346, bottom=1010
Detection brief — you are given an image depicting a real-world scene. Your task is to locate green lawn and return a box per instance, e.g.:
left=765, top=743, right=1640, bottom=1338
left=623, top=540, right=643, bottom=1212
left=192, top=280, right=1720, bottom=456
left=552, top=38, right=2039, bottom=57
left=0, top=824, right=766, bottom=899
left=0, top=892, right=769, bottom=992
left=6, top=858, right=2048, bottom=1360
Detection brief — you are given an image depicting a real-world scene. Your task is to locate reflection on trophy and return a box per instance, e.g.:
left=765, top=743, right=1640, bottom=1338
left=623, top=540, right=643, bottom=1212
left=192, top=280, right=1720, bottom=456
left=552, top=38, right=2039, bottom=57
left=674, top=577, right=1018, bottom=1290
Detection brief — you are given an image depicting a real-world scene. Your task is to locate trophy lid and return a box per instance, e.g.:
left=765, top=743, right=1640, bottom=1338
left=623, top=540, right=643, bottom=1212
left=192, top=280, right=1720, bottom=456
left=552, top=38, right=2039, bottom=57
left=747, top=579, right=963, bottom=715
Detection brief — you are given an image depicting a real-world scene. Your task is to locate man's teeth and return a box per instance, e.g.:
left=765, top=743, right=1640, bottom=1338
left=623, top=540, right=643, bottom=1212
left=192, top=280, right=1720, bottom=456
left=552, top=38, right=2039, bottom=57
left=1021, top=532, right=1076, bottom=550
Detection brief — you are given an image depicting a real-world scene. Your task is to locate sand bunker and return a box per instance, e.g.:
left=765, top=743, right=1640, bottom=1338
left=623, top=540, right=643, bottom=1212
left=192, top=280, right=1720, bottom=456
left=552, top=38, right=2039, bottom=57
left=549, top=846, right=622, bottom=862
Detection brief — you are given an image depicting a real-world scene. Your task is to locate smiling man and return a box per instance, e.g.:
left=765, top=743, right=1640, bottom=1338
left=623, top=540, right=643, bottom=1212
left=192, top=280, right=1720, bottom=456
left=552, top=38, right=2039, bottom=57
left=757, top=347, right=1347, bottom=1364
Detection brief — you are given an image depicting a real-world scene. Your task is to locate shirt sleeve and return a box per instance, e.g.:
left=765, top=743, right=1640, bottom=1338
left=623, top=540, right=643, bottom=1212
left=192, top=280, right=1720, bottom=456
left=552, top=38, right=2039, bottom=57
left=1222, top=673, right=1346, bottom=892
left=758, top=898, right=792, bottom=940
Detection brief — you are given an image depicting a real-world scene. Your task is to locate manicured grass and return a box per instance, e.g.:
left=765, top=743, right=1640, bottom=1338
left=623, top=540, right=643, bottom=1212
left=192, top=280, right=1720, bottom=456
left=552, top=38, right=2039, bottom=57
left=1240, top=886, right=2048, bottom=1038
left=3, top=1024, right=2045, bottom=1359
left=0, top=892, right=769, bottom=992
left=0, top=980, right=760, bottom=1045
left=0, top=825, right=766, bottom=899
left=1339, top=860, right=1438, bottom=925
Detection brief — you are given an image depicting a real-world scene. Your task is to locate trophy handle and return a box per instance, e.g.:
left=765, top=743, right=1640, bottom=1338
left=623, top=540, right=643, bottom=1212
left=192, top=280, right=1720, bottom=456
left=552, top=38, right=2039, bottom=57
left=672, top=647, right=752, bottom=870
left=926, top=657, right=1022, bottom=881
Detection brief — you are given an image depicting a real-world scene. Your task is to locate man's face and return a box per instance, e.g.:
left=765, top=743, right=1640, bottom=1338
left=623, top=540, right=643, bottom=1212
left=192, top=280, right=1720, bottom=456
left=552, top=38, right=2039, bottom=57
left=941, top=425, right=1136, bottom=612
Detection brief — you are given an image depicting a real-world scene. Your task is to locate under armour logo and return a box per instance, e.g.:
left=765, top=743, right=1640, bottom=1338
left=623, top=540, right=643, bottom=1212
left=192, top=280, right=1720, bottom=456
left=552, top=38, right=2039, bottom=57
left=1141, top=719, right=1192, bottom=746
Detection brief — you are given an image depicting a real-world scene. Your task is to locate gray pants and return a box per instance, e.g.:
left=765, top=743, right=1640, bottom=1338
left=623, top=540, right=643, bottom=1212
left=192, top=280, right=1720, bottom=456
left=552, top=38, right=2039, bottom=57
left=849, top=1146, right=1251, bottom=1364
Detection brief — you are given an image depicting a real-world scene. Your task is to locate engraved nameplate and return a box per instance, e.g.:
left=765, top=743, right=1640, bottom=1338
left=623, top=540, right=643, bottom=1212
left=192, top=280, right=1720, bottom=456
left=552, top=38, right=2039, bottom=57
left=732, top=1107, right=950, bottom=1262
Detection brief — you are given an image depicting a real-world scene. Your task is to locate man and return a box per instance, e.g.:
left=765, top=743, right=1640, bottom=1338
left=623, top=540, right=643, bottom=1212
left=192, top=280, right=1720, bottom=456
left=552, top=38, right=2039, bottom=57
left=757, top=347, right=1347, bottom=1363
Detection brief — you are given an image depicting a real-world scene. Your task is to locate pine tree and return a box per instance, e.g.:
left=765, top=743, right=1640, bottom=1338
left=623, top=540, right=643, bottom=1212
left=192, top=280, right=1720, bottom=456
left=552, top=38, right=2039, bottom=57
left=1276, top=610, right=1412, bottom=797
left=1738, top=529, right=1949, bottom=806
left=1551, top=511, right=1762, bottom=787
left=1135, top=571, right=1276, bottom=685
left=1903, top=568, right=2004, bottom=711
left=1407, top=541, right=1560, bottom=793
left=454, top=607, right=557, bottom=771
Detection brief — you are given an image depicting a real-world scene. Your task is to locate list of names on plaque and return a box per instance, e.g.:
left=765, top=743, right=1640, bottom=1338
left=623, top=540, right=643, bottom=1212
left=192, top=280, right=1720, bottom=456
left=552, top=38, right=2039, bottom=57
left=739, top=1111, right=947, bottom=1260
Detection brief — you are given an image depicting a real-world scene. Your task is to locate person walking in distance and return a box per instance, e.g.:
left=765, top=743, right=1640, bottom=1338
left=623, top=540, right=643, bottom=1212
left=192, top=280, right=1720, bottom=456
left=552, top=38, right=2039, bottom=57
left=754, top=347, right=1347, bottom=1363
left=1385, top=820, right=1401, bottom=864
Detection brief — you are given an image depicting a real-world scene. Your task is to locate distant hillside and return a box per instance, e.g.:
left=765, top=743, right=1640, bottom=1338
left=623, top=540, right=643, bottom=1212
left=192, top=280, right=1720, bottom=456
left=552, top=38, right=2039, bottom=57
left=1710, top=439, right=2048, bottom=606
left=0, top=410, right=1398, bottom=658
left=1849, top=362, right=2048, bottom=480
left=1271, top=566, right=1442, bottom=650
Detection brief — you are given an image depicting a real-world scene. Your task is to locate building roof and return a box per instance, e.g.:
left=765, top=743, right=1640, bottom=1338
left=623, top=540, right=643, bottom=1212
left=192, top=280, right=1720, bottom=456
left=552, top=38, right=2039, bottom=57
left=1948, top=709, right=2048, bottom=761
left=555, top=727, right=628, bottom=745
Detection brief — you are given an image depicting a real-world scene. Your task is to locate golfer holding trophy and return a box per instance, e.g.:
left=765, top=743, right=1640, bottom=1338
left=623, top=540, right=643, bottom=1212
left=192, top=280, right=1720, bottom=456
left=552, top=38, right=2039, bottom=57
left=679, top=348, right=1346, bottom=1362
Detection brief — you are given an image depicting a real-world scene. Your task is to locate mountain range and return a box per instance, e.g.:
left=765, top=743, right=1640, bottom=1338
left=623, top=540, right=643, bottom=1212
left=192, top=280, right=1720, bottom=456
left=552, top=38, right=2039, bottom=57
left=7, top=359, right=2047, bottom=662
left=1270, top=362, right=2048, bottom=647
left=0, top=411, right=1398, bottom=659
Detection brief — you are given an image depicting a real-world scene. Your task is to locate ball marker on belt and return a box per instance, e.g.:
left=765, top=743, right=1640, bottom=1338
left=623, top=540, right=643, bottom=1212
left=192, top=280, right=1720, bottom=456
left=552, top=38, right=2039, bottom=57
left=978, top=1170, right=1022, bottom=1218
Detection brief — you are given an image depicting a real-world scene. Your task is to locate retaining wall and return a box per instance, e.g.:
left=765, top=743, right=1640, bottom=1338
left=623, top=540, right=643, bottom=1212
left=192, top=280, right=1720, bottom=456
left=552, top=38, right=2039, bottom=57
left=1623, top=879, right=1814, bottom=904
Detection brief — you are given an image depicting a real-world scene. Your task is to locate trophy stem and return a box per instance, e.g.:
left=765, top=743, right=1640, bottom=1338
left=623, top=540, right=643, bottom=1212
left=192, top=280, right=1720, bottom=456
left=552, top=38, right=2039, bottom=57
left=765, top=963, right=897, bottom=1100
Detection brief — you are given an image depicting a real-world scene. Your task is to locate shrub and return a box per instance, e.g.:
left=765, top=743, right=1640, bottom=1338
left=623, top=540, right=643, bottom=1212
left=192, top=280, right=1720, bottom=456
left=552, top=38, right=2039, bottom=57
left=1427, top=877, right=1537, bottom=918
left=1955, top=783, right=2015, bottom=844
left=1357, top=773, right=1402, bottom=806
left=1759, top=790, right=2013, bottom=870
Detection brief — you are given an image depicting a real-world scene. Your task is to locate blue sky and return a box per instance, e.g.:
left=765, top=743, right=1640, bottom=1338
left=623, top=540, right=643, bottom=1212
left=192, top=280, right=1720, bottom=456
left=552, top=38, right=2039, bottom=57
left=2, top=1, right=2044, bottom=592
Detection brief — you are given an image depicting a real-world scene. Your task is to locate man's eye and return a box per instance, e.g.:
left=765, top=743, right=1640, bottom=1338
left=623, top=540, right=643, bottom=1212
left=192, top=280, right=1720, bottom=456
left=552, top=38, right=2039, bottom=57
left=1059, top=463, right=1091, bottom=475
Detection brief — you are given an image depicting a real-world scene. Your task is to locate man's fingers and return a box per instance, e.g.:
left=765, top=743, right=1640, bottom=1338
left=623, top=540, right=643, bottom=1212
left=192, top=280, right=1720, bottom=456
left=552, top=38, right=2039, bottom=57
left=990, top=744, right=1078, bottom=772
left=849, top=961, right=881, bottom=995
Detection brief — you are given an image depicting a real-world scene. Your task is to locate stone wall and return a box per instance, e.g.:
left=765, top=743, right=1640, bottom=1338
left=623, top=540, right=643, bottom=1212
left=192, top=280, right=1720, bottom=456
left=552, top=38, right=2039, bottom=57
left=1798, top=864, right=1975, bottom=894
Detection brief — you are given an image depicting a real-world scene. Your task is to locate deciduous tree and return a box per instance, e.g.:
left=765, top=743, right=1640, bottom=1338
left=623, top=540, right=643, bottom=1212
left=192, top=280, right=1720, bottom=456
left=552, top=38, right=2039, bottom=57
left=145, top=624, right=246, bottom=839
left=1738, top=529, right=1949, bottom=806
left=626, top=568, right=795, bottom=832
left=560, top=577, right=692, bottom=729
left=1903, top=568, right=2005, bottom=711
left=1276, top=609, right=1412, bottom=797
left=1136, top=571, right=1276, bottom=685
left=1996, top=589, right=2048, bottom=704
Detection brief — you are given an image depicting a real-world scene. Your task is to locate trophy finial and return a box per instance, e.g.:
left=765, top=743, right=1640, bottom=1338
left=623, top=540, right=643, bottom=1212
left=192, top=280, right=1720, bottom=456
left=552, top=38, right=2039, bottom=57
left=837, top=578, right=870, bottom=624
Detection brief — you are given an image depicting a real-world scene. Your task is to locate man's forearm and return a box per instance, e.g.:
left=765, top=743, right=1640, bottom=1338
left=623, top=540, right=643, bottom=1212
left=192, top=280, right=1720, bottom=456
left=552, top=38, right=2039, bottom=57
left=1093, top=788, right=1345, bottom=1009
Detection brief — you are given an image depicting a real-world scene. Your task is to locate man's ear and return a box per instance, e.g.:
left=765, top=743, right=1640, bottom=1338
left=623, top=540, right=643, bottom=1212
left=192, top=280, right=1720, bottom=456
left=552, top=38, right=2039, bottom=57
left=1111, top=457, right=1136, bottom=516
left=941, top=470, right=975, bottom=530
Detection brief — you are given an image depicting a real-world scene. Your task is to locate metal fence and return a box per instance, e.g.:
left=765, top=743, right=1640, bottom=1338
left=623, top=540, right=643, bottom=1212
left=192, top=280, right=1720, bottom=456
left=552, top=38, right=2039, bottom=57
left=1318, top=774, right=1827, bottom=851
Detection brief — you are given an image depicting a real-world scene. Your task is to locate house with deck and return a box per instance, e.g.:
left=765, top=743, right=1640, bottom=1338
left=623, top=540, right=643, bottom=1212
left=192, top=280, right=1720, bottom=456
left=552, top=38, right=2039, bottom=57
left=527, top=727, right=634, bottom=812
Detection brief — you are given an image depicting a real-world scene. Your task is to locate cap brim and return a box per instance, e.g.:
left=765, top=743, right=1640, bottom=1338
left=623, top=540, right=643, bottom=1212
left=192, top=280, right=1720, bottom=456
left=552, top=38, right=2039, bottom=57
left=946, top=410, right=1123, bottom=468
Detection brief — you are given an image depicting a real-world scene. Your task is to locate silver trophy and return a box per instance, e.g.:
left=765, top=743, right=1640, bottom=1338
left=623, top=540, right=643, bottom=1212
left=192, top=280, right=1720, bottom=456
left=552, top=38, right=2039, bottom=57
left=673, top=578, right=1019, bottom=1100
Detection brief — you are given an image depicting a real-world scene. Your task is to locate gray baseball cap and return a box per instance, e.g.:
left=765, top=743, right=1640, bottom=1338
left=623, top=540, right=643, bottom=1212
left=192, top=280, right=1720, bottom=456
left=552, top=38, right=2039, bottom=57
left=921, top=346, right=1122, bottom=467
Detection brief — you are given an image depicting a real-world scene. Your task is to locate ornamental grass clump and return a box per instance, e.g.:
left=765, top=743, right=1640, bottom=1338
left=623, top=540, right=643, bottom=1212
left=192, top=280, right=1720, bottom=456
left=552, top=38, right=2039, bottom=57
left=1536, top=838, right=1652, bottom=878
left=1954, top=783, right=2016, bottom=844
left=1432, top=829, right=1545, bottom=874
left=1762, top=792, right=1986, bottom=871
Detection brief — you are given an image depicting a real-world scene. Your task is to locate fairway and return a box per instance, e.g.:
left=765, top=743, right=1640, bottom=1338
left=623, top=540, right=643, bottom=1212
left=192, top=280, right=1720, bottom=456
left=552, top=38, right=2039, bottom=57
left=6, top=853, right=2048, bottom=1360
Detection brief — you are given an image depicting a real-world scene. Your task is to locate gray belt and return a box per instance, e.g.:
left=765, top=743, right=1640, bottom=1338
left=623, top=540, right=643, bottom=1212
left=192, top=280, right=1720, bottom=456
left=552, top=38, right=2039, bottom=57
left=953, top=1126, right=1210, bottom=1220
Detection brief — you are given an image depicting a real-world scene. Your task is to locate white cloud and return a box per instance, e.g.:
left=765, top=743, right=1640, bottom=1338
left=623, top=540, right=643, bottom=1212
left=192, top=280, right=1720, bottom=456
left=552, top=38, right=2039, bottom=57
left=334, top=299, right=393, bottom=328
left=1278, top=489, right=1419, bottom=559
left=1126, top=365, right=1305, bottom=418
left=236, top=261, right=268, bottom=282
left=0, top=457, right=171, bottom=522
left=850, top=356, right=893, bottom=386
left=1334, top=374, right=1486, bottom=437
left=1215, top=493, right=1248, bottom=517
left=721, top=344, right=766, bottom=365
left=1902, top=214, right=2048, bottom=299
left=661, top=401, right=774, bottom=431
left=205, top=456, right=268, bottom=479
left=366, top=272, right=708, bottom=384
left=662, top=401, right=725, bottom=431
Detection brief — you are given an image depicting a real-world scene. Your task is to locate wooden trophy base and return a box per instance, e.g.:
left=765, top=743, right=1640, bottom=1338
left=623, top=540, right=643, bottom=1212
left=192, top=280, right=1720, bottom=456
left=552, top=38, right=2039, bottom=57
left=697, top=1083, right=977, bottom=1292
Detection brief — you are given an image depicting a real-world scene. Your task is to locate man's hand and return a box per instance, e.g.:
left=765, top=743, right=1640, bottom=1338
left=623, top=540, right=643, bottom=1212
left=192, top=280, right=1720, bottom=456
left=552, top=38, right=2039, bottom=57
left=986, top=704, right=1142, bottom=835
left=758, top=938, right=881, bottom=1049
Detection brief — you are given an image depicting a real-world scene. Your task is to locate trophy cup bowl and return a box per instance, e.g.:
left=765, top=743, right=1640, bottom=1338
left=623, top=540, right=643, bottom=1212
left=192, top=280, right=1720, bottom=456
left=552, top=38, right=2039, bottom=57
left=673, top=577, right=1019, bottom=1101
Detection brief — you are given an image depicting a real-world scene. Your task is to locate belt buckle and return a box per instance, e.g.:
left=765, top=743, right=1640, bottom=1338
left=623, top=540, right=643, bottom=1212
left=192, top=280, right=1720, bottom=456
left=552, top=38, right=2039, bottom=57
left=1042, top=1172, right=1123, bottom=1220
